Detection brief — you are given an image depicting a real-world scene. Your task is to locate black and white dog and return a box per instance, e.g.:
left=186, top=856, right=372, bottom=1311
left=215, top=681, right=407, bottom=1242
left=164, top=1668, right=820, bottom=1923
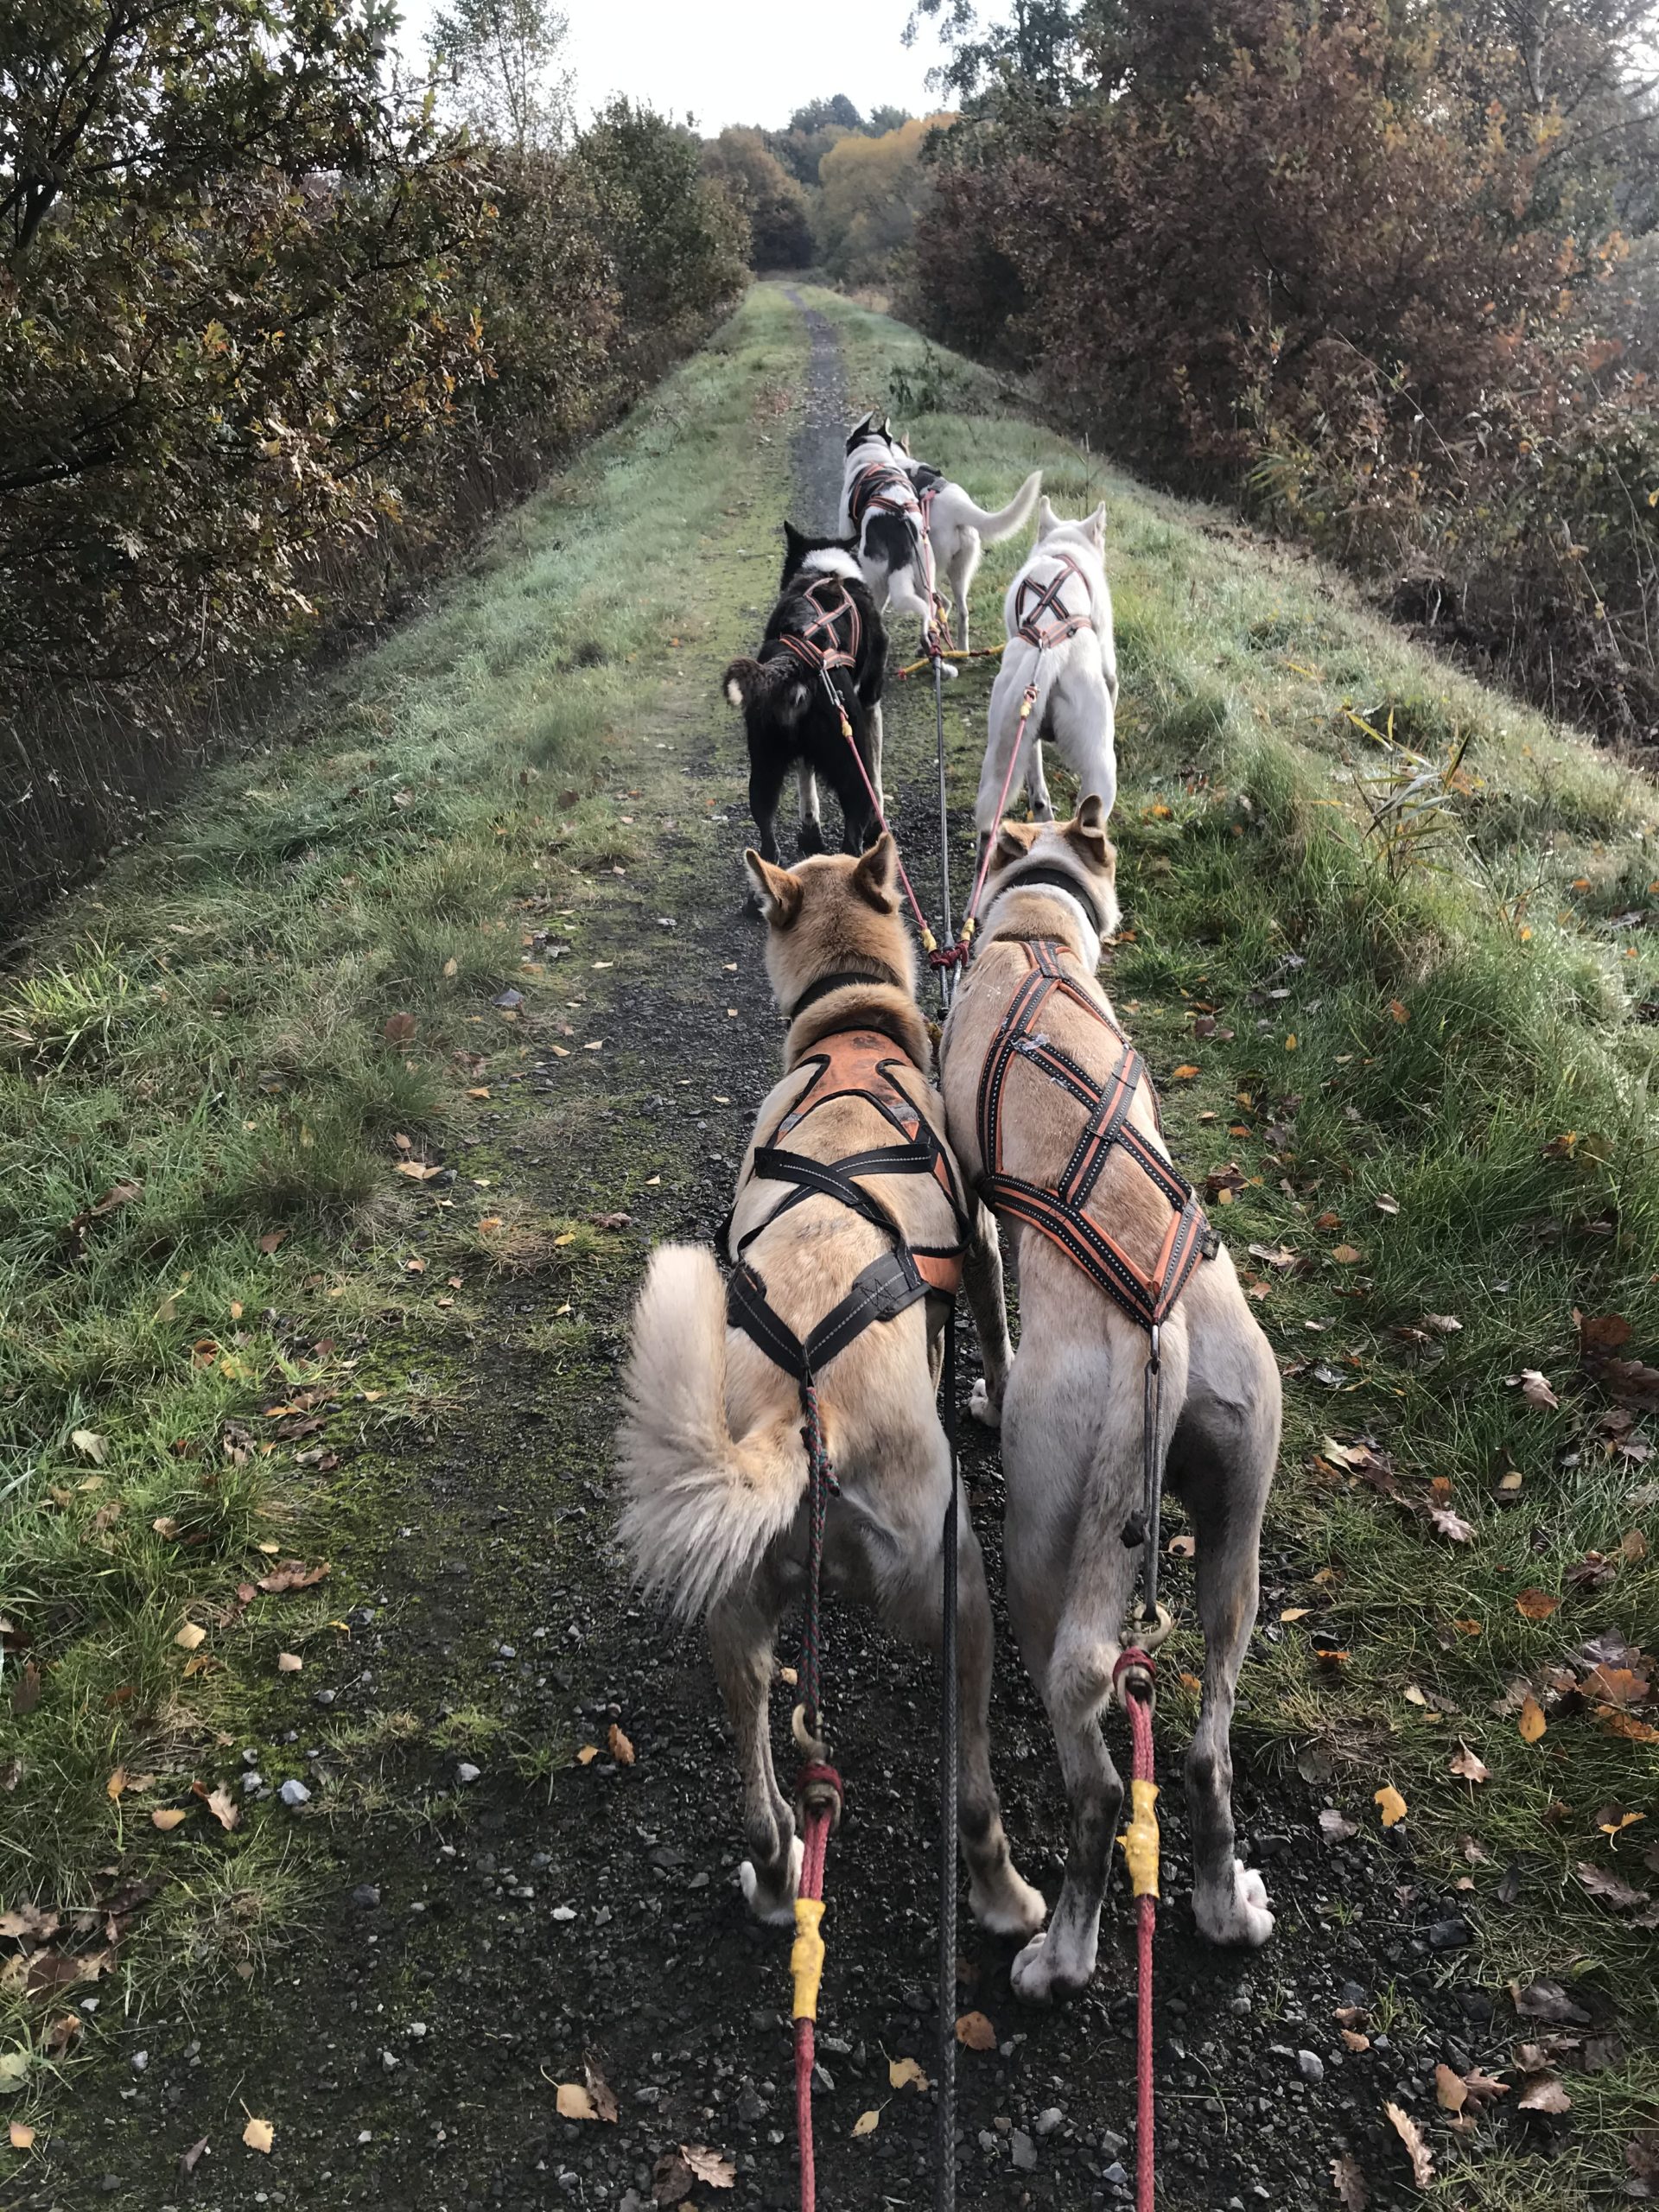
left=723, top=524, right=887, bottom=874
left=838, top=412, right=947, bottom=668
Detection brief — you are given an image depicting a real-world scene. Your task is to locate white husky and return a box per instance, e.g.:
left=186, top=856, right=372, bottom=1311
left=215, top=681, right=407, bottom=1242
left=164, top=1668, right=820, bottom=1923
left=975, top=497, right=1119, bottom=844
left=906, top=461, right=1043, bottom=654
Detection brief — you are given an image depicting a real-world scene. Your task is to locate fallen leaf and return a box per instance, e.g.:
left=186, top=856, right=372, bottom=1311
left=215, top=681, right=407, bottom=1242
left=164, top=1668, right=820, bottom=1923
left=383, top=1012, right=417, bottom=1043
left=1374, top=1193, right=1399, bottom=1216
left=394, top=1160, right=442, bottom=1182
left=1620, top=1529, right=1649, bottom=1563
left=1450, top=1743, right=1491, bottom=1783
left=1170, top=1063, right=1200, bottom=1080
left=1459, top=2070, right=1510, bottom=2107
left=679, top=2145, right=735, bottom=2190
left=70, top=1428, right=106, bottom=1463
left=1384, top=2101, right=1433, bottom=2187
left=556, top=2083, right=598, bottom=2120
left=9, top=2120, right=35, bottom=2148
left=1424, top=1313, right=1463, bottom=1333
left=1428, top=1504, right=1476, bottom=1543
left=1374, top=1785, right=1408, bottom=1827
left=1387, top=999, right=1409, bottom=1024
left=257, top=1560, right=330, bottom=1594
left=583, top=2055, right=619, bottom=2123
left=1584, top=1662, right=1651, bottom=1706
left=1511, top=1370, right=1560, bottom=1410
left=607, top=1724, right=635, bottom=1766
left=955, top=2012, right=996, bottom=2050
left=1596, top=1805, right=1646, bottom=1837
left=1332, top=1244, right=1363, bottom=1264
left=1435, top=2063, right=1468, bottom=2113
left=1319, top=1808, right=1358, bottom=1842
left=174, top=1621, right=207, bottom=1651
left=257, top=1230, right=287, bottom=1255
left=1340, top=2028, right=1370, bottom=2052
left=851, top=2109, right=880, bottom=2138
left=1576, top=1861, right=1652, bottom=1910
left=105, top=1767, right=128, bottom=1800
left=1511, top=1979, right=1592, bottom=2024
left=1515, top=1588, right=1559, bottom=1621
left=276, top=1652, right=302, bottom=1674
left=589, top=1212, right=632, bottom=1230
left=575, top=1745, right=599, bottom=1766
left=1519, top=1694, right=1548, bottom=1742
left=242, top=2116, right=274, bottom=2154
left=1331, top=2152, right=1369, bottom=2209
left=1517, top=2075, right=1573, bottom=2114
left=206, top=1786, right=240, bottom=1833
left=888, top=2056, right=928, bottom=2091
left=151, top=1808, right=188, bottom=1831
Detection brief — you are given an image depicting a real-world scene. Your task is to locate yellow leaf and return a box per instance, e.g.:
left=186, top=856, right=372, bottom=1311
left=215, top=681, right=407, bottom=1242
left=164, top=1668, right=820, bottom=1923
left=1279, top=1607, right=1310, bottom=1623
left=243, top=2117, right=274, bottom=2154
left=575, top=1745, right=600, bottom=1766
left=553, top=1232, right=576, bottom=1248
left=556, top=2083, right=598, bottom=2121
left=1374, top=1785, right=1408, bottom=1827
left=71, top=1428, right=107, bottom=1464
left=1332, top=1243, right=1363, bottom=1264
left=1170, top=1064, right=1199, bottom=1081
left=888, top=2056, right=929, bottom=2091
left=151, top=1808, right=188, bottom=1831
left=174, top=1621, right=207, bottom=1652
left=851, top=2109, right=880, bottom=2138
left=106, top=1768, right=128, bottom=1800
left=1519, top=1694, right=1548, bottom=1743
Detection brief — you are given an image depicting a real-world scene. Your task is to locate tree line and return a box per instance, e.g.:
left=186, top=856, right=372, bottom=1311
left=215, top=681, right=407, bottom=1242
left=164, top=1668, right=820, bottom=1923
left=902, top=0, right=1659, bottom=750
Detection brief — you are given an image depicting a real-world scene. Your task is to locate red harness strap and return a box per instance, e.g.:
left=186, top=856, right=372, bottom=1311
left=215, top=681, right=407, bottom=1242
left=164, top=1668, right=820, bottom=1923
left=975, top=943, right=1212, bottom=1330
left=778, top=574, right=862, bottom=678
left=1014, top=551, right=1092, bottom=651
left=848, top=459, right=921, bottom=533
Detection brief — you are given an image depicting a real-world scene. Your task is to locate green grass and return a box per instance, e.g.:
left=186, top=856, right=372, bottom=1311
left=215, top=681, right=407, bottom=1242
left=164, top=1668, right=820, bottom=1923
left=811, top=283, right=1659, bottom=2206
left=0, top=283, right=810, bottom=2107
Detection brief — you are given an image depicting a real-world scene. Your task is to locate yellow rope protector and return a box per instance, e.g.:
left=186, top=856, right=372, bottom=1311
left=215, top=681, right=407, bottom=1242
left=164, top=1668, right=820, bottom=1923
left=791, top=1897, right=826, bottom=2021
left=1119, top=1778, right=1161, bottom=1899
left=919, top=925, right=938, bottom=953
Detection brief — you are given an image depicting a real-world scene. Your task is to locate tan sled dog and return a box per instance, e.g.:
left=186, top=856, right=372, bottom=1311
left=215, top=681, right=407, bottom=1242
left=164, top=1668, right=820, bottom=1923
left=619, top=836, right=1044, bottom=1942
left=938, top=801, right=1281, bottom=2001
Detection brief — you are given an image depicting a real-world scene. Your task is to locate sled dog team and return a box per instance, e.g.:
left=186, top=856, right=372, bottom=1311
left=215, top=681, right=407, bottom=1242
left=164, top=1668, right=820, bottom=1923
left=620, top=411, right=1281, bottom=2005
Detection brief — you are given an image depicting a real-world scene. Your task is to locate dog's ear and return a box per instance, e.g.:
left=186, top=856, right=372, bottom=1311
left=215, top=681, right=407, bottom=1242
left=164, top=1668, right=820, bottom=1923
left=995, top=819, right=1038, bottom=860
left=848, top=410, right=874, bottom=447
left=783, top=520, right=805, bottom=552
left=1066, top=794, right=1116, bottom=874
left=1084, top=501, right=1107, bottom=550
left=744, top=850, right=804, bottom=928
left=880, top=413, right=891, bottom=437
left=1035, top=495, right=1058, bottom=541
left=851, top=831, right=898, bottom=914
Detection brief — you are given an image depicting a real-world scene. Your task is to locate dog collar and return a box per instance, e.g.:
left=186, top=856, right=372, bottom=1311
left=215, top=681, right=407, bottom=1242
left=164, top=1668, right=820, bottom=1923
left=785, top=963, right=908, bottom=1022
left=986, top=864, right=1107, bottom=939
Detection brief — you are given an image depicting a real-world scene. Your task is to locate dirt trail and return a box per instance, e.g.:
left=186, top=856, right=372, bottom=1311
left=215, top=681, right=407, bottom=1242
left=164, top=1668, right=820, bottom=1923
left=34, top=288, right=1495, bottom=2212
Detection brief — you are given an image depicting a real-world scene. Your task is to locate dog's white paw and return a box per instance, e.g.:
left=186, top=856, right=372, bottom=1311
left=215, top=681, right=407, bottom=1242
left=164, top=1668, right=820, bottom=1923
left=969, top=1376, right=1002, bottom=1430
left=1194, top=1858, right=1275, bottom=1948
left=739, top=1834, right=804, bottom=1929
left=1010, top=1924, right=1096, bottom=2005
left=969, top=1865, right=1047, bottom=1940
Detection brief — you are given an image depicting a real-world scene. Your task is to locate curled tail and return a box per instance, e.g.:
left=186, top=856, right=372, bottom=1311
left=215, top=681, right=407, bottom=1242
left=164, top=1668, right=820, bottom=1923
left=723, top=656, right=810, bottom=724
left=960, top=468, right=1043, bottom=543
left=617, top=1244, right=807, bottom=1620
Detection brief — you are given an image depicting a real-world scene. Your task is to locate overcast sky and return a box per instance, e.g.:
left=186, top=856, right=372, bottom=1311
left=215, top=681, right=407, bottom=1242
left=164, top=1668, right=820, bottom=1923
left=392, top=0, right=950, bottom=134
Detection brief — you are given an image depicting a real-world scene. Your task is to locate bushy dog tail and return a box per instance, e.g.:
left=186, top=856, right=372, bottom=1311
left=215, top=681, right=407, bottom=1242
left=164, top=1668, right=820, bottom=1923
left=722, top=656, right=810, bottom=725
left=962, top=468, right=1043, bottom=543
left=617, top=1243, right=808, bottom=1620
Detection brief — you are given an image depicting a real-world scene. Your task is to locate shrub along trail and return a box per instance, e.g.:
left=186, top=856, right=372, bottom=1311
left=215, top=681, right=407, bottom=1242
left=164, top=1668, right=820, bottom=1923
left=3, top=285, right=1656, bottom=2212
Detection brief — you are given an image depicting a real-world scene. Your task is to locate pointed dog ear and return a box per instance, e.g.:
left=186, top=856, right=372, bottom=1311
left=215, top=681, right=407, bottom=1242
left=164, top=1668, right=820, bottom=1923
left=995, top=819, right=1037, bottom=859
left=783, top=519, right=805, bottom=549
left=744, top=849, right=804, bottom=927
left=1067, top=794, right=1116, bottom=873
left=1035, top=495, right=1058, bottom=541
left=851, top=831, right=898, bottom=913
left=1085, top=501, right=1107, bottom=549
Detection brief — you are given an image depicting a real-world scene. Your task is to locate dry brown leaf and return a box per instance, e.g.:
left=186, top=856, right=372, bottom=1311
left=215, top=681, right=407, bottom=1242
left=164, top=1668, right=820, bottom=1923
left=1340, top=2028, right=1370, bottom=2052
left=1332, top=1243, right=1363, bottom=1264
left=1331, top=2151, right=1369, bottom=2209
left=1384, top=2101, right=1434, bottom=2186
left=955, top=2012, right=997, bottom=2050
left=1319, top=1808, right=1357, bottom=1841
left=575, top=1745, right=599, bottom=1766
left=151, top=1808, right=188, bottom=1831
left=179, top=2135, right=209, bottom=2175
left=9, top=2121, right=35, bottom=2150
left=1435, top=2063, right=1468, bottom=2112
left=607, top=1723, right=635, bottom=1766
left=206, top=1785, right=239, bottom=1833
left=242, top=2117, right=273, bottom=2154
left=256, top=1560, right=329, bottom=1594
left=851, top=2109, right=880, bottom=2138
left=556, top=2083, right=598, bottom=2121
left=1459, top=2070, right=1510, bottom=2107
left=105, top=1766, right=128, bottom=1800
left=1374, top=1784, right=1408, bottom=1827
left=276, top=1652, right=302, bottom=1674
left=70, top=1428, right=107, bottom=1463
left=174, top=1621, right=207, bottom=1652
left=888, top=2056, right=928, bottom=2091
left=1512, top=1369, right=1560, bottom=1409
left=1449, top=1742, right=1491, bottom=1783
left=1515, top=1588, right=1559, bottom=1621
left=583, top=2055, right=619, bottom=2124
left=1575, top=1860, right=1653, bottom=1910
left=1427, top=1504, right=1476, bottom=1543
left=1517, top=2075, right=1573, bottom=2114
left=1519, top=1694, right=1548, bottom=1743
left=679, top=2145, right=735, bottom=2190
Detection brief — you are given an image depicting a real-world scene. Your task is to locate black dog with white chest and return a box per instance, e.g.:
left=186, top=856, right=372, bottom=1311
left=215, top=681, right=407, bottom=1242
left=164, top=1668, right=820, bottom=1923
left=722, top=524, right=888, bottom=872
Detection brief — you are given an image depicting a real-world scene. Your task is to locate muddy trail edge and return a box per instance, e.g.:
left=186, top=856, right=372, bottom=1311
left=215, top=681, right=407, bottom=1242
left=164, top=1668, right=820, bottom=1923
left=31, top=287, right=1503, bottom=2212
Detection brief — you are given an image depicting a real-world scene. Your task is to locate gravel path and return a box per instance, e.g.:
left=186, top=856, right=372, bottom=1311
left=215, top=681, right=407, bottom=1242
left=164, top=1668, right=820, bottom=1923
left=35, top=287, right=1501, bottom=2212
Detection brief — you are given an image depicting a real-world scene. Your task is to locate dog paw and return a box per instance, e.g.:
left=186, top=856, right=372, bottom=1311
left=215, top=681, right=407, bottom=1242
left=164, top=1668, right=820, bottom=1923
left=969, top=1376, right=1002, bottom=1430
left=739, top=1834, right=804, bottom=1929
left=969, top=1865, right=1047, bottom=1940
left=1194, top=1859, right=1275, bottom=1948
left=797, top=819, right=826, bottom=857
left=1009, top=1927, right=1095, bottom=2005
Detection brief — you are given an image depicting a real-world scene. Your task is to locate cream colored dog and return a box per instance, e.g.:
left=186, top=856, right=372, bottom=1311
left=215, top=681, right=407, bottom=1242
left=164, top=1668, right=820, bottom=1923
left=619, top=836, right=1044, bottom=1941
left=938, top=801, right=1281, bottom=2001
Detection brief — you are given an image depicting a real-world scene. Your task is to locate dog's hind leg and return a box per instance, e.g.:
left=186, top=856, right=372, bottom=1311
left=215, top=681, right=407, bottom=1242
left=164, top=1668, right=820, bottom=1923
left=950, top=531, right=981, bottom=654
left=708, top=1581, right=800, bottom=1927
left=1169, top=1298, right=1280, bottom=1946
left=747, top=753, right=789, bottom=868
left=963, top=1200, right=1014, bottom=1430
left=795, top=761, right=825, bottom=856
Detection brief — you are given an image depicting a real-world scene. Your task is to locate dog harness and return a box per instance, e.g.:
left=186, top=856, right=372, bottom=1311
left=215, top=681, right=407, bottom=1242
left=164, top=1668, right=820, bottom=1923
left=848, top=460, right=921, bottom=536
left=1014, top=552, right=1092, bottom=651
left=726, top=1020, right=969, bottom=1387
left=976, top=940, right=1215, bottom=1332
left=777, top=574, right=861, bottom=680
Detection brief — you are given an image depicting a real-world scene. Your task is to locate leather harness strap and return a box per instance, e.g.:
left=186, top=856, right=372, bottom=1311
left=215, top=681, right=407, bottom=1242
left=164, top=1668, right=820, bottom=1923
left=778, top=574, right=862, bottom=678
left=848, top=459, right=921, bottom=535
left=727, top=1027, right=969, bottom=1383
left=976, top=942, right=1215, bottom=1333
left=1014, top=552, right=1092, bottom=651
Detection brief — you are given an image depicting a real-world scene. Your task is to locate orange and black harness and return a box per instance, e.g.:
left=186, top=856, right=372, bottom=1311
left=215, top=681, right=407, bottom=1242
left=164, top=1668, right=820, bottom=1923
left=721, top=992, right=969, bottom=2212
left=847, top=458, right=922, bottom=534
left=1013, top=551, right=1093, bottom=650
